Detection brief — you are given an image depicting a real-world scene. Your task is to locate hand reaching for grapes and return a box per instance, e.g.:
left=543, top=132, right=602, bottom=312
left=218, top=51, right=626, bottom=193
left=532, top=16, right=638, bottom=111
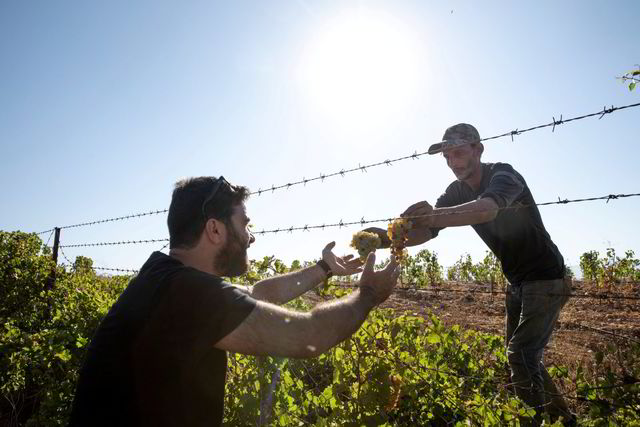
left=322, top=242, right=364, bottom=276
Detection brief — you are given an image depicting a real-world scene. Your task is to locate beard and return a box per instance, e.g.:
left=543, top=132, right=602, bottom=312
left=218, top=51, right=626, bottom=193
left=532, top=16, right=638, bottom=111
left=452, top=158, right=479, bottom=181
left=213, top=223, right=249, bottom=277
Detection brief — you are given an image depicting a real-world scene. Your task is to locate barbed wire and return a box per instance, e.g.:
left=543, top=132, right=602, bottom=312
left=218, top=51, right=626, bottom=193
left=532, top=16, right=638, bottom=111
left=44, top=230, right=54, bottom=247
left=59, top=245, right=74, bottom=266
left=55, top=192, right=640, bottom=252
left=247, top=102, right=640, bottom=196
left=91, top=266, right=139, bottom=273
left=333, top=283, right=640, bottom=302
left=60, top=238, right=169, bottom=248
left=59, top=262, right=139, bottom=274
left=31, top=102, right=640, bottom=234
left=251, top=192, right=640, bottom=235
left=34, top=209, right=169, bottom=235
left=565, top=322, right=640, bottom=345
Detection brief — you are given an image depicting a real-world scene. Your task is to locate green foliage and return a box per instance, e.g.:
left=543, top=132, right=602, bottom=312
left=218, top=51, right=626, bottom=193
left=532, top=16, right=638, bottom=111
left=401, top=249, right=443, bottom=287
left=224, top=310, right=536, bottom=426
left=447, top=252, right=507, bottom=288
left=579, top=248, right=640, bottom=286
left=619, top=66, right=640, bottom=92
left=0, top=231, right=129, bottom=426
left=72, top=255, right=94, bottom=276
left=1, top=232, right=639, bottom=426
left=447, top=254, right=474, bottom=282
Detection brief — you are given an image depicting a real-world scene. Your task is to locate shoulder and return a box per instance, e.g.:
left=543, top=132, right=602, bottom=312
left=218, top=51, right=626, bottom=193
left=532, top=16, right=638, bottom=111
left=485, top=163, right=526, bottom=183
left=486, top=162, right=518, bottom=175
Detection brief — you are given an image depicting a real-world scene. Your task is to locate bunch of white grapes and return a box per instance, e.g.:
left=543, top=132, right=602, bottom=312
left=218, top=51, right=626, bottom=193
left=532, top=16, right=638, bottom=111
left=350, top=231, right=382, bottom=261
left=387, top=219, right=412, bottom=261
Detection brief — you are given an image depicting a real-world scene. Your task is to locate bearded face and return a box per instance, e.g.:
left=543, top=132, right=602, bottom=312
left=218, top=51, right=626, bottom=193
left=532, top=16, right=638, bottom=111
left=443, top=144, right=482, bottom=182
left=212, top=217, right=251, bottom=277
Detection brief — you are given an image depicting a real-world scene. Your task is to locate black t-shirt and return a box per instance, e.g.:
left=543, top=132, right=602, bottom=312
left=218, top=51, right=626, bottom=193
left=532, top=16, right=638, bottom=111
left=69, top=252, right=256, bottom=427
left=431, top=163, right=564, bottom=283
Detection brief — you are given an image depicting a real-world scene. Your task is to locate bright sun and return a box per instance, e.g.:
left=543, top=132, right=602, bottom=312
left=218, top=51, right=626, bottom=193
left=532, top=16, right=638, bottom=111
left=297, top=10, right=420, bottom=129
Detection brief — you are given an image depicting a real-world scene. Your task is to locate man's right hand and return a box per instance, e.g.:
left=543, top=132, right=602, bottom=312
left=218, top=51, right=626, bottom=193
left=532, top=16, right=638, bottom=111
left=362, top=227, right=392, bottom=249
left=214, top=251, right=400, bottom=359
left=401, top=200, right=434, bottom=228
left=358, top=252, right=400, bottom=307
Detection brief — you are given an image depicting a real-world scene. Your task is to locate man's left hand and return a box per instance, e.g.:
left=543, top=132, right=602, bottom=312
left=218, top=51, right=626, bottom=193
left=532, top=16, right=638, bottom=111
left=322, top=242, right=364, bottom=276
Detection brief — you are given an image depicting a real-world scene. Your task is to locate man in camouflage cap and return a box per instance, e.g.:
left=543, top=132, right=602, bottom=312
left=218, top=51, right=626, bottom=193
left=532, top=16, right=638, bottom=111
left=367, top=123, right=575, bottom=425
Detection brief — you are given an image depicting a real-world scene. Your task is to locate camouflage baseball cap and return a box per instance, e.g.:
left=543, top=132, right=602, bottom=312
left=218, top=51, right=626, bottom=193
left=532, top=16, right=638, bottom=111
left=428, top=123, right=481, bottom=155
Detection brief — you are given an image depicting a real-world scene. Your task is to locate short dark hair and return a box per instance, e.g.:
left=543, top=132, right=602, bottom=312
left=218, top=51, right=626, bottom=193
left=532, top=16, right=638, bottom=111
left=167, top=177, right=250, bottom=249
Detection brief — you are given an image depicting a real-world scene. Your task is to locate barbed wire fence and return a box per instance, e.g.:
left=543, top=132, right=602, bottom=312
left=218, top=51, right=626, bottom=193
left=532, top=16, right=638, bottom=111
left=24, top=102, right=640, bottom=423
left=33, top=101, right=640, bottom=238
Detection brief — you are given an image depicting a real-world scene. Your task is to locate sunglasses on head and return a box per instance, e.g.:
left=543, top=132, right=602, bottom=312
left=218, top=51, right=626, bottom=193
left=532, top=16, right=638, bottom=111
left=201, top=176, right=230, bottom=221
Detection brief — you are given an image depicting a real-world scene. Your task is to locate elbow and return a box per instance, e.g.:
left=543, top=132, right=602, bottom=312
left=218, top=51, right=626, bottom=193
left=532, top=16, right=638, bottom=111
left=477, top=198, right=499, bottom=223
left=483, top=210, right=498, bottom=223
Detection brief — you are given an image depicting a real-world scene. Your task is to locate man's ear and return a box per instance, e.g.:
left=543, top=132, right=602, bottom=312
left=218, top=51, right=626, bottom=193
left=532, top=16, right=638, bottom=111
left=204, top=218, right=225, bottom=245
left=476, top=143, right=484, bottom=156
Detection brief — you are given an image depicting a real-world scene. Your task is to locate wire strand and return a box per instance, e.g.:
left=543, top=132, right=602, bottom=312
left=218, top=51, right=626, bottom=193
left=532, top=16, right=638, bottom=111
left=32, top=102, right=640, bottom=233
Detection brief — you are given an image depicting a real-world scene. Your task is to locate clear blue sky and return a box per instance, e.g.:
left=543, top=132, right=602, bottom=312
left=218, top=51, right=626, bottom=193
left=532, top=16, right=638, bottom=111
left=1, top=0, right=639, bottom=273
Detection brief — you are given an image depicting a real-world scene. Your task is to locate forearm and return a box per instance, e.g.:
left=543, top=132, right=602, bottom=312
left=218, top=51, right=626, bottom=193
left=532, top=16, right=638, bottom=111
left=251, top=265, right=326, bottom=304
left=429, top=198, right=498, bottom=228
left=214, top=288, right=377, bottom=358
left=303, top=289, right=376, bottom=356
left=405, top=228, right=433, bottom=247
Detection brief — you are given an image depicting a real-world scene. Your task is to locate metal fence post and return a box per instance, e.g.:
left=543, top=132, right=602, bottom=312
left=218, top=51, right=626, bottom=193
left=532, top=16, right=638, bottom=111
left=45, top=227, right=61, bottom=290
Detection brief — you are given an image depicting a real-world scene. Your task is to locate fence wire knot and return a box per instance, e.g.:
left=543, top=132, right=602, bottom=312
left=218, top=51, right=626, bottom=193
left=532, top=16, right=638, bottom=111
left=552, top=115, right=563, bottom=132
left=384, top=159, right=392, bottom=166
left=359, top=164, right=367, bottom=173
left=606, top=194, right=619, bottom=203
left=510, top=129, right=519, bottom=141
left=360, top=217, right=366, bottom=225
left=411, top=151, right=419, bottom=160
left=599, top=105, right=615, bottom=119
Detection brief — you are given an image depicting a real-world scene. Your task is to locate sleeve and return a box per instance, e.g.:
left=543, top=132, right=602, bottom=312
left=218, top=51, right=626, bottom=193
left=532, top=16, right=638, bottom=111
left=170, top=270, right=257, bottom=345
left=479, top=167, right=524, bottom=208
left=429, top=183, right=463, bottom=238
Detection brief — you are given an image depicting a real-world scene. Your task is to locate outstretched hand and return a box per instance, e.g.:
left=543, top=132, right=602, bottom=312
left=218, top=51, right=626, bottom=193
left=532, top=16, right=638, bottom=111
left=358, top=251, right=400, bottom=306
left=322, top=242, right=364, bottom=276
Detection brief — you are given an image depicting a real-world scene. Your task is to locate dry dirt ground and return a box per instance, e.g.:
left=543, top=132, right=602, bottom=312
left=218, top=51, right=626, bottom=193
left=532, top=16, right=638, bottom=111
left=306, top=280, right=640, bottom=413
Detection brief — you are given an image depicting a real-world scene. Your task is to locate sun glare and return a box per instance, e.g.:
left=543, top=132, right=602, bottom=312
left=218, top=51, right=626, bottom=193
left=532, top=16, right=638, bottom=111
left=297, top=10, right=421, bottom=129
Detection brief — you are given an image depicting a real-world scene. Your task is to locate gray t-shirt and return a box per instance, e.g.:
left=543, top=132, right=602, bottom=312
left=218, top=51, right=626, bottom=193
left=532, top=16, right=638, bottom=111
left=431, top=163, right=565, bottom=283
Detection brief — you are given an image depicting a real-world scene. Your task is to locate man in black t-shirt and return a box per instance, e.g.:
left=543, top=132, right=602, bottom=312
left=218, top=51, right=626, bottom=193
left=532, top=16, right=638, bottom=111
left=365, top=124, right=574, bottom=425
left=69, top=176, right=400, bottom=427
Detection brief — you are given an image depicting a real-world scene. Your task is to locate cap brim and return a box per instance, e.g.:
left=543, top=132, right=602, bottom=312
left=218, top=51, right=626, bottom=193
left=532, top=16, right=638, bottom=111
left=429, top=139, right=474, bottom=155
left=428, top=142, right=444, bottom=155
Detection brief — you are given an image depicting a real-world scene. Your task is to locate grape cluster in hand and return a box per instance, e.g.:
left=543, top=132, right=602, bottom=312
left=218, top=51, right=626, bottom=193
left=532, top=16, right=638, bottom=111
left=387, top=219, right=412, bottom=262
left=350, top=231, right=382, bottom=260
